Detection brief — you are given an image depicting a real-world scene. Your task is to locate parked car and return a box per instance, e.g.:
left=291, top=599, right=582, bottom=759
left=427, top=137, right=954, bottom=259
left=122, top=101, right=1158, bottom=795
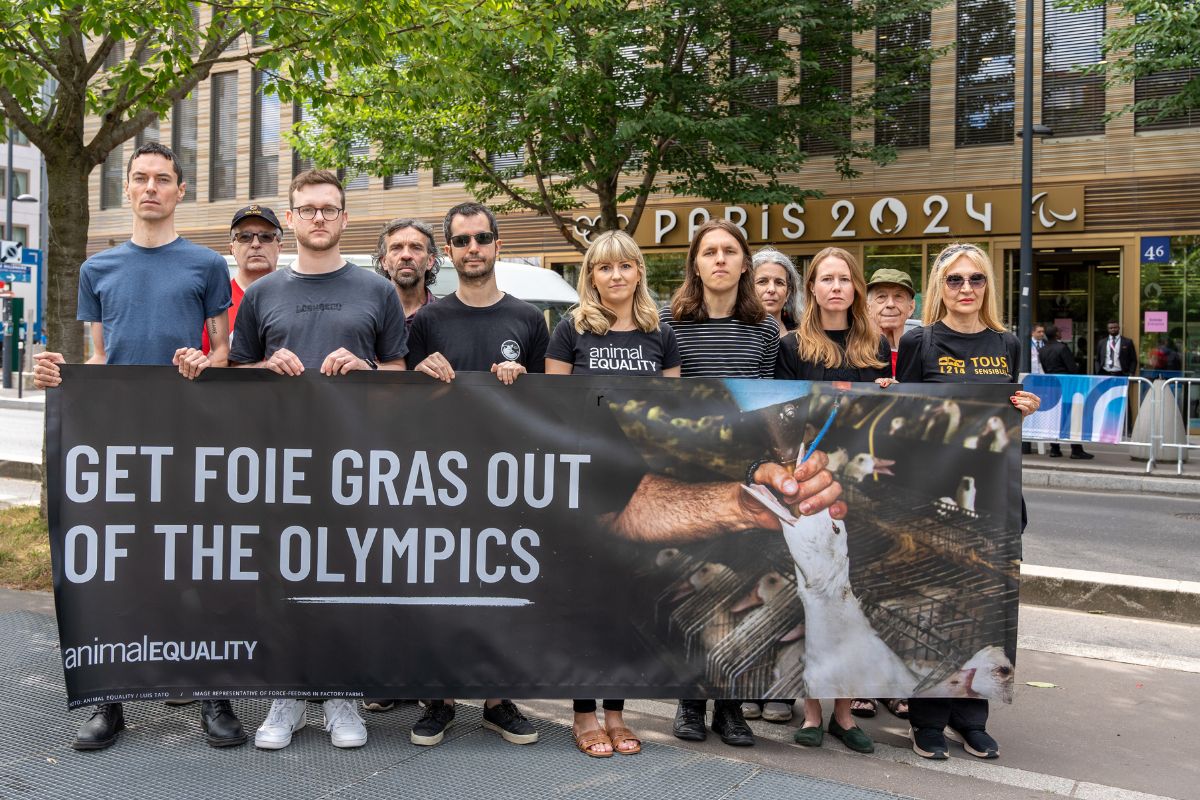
left=224, top=256, right=578, bottom=330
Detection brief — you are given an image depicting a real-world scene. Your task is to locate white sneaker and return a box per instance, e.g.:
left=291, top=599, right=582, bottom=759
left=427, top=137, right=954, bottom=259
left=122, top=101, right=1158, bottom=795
left=323, top=699, right=368, bottom=748
left=255, top=699, right=306, bottom=750
left=762, top=701, right=793, bottom=722
left=740, top=702, right=762, bottom=719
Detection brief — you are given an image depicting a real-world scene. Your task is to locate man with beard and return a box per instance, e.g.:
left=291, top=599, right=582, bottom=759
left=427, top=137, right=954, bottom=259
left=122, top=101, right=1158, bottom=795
left=230, top=171, right=407, bottom=751
left=32, top=141, right=241, bottom=750
left=403, top=201, right=548, bottom=747
left=202, top=205, right=282, bottom=353
left=373, top=217, right=439, bottom=330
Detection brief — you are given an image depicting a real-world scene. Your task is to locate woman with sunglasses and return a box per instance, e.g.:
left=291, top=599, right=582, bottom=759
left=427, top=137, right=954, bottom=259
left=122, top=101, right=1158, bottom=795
left=546, top=230, right=680, bottom=758
left=752, top=247, right=803, bottom=336
left=772, top=246, right=889, bottom=755
left=895, top=243, right=1039, bottom=761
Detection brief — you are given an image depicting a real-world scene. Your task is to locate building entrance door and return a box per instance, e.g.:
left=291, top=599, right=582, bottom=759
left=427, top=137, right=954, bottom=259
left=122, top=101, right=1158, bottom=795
left=1002, top=248, right=1122, bottom=373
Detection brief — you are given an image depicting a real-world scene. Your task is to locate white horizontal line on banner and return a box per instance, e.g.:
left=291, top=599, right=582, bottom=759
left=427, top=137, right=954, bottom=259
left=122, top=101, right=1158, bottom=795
left=287, top=596, right=533, bottom=607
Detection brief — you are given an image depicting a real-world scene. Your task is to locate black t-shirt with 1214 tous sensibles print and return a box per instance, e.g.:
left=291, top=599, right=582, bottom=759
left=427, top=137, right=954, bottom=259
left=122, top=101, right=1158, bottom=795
left=895, top=321, right=1020, bottom=384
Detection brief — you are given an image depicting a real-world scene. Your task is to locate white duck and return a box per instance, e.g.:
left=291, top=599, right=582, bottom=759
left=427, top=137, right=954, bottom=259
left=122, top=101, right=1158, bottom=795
left=963, top=416, right=1009, bottom=452
left=934, top=476, right=978, bottom=519
left=741, top=484, right=919, bottom=698
left=667, top=562, right=740, bottom=651
left=918, top=646, right=1015, bottom=703
left=840, top=452, right=896, bottom=483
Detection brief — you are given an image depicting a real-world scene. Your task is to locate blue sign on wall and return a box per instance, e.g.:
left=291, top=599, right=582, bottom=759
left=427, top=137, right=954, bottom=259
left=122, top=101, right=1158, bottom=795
left=20, top=248, right=41, bottom=267
left=1141, top=236, right=1171, bottom=264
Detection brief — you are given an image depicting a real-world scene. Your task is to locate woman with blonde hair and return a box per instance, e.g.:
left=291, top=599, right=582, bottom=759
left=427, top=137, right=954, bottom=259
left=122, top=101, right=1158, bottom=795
left=547, top=229, right=680, bottom=757
left=775, top=247, right=891, bottom=384
left=771, top=245, right=889, bottom=754
left=896, top=242, right=1039, bottom=761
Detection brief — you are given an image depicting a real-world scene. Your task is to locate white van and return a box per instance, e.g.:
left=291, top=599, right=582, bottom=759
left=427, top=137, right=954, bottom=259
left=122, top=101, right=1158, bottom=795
left=225, top=255, right=578, bottom=329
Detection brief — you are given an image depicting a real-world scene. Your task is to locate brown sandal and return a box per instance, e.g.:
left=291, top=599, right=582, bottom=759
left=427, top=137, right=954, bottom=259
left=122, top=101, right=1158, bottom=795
left=574, top=727, right=614, bottom=758
left=606, top=725, right=642, bottom=755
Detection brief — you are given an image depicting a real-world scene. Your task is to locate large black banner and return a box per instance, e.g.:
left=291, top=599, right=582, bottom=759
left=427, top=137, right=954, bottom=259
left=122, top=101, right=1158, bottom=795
left=48, top=368, right=1021, bottom=708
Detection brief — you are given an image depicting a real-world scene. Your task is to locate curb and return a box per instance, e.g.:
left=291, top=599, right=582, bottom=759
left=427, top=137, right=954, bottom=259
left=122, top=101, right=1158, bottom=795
left=1020, top=564, right=1200, bottom=625
left=0, top=461, right=40, bottom=482
left=1023, top=467, right=1200, bottom=497
left=0, top=398, right=44, bottom=412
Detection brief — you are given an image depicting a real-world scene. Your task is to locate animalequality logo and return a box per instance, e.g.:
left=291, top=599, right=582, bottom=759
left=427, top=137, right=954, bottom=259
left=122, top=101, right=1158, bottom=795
left=938, top=356, right=966, bottom=375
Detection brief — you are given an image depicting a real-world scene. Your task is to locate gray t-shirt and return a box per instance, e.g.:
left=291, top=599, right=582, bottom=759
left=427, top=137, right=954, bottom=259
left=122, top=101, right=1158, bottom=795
left=76, top=238, right=232, bottom=366
left=230, top=263, right=408, bottom=368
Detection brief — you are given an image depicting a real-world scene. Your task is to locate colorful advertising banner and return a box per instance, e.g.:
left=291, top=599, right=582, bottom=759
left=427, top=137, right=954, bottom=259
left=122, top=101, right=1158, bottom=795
left=1022, top=373, right=1129, bottom=443
left=47, top=368, right=1021, bottom=708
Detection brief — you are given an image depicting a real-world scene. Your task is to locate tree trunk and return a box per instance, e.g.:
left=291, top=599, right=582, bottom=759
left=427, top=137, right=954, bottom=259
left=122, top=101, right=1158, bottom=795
left=43, top=152, right=93, bottom=365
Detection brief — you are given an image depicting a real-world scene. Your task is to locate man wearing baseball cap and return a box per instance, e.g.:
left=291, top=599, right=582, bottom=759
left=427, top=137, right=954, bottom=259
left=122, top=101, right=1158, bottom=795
left=866, top=268, right=917, bottom=377
left=202, top=205, right=283, bottom=353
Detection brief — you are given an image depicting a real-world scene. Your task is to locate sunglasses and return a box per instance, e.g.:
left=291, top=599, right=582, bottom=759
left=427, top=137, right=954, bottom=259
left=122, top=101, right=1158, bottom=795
left=232, top=231, right=281, bottom=245
left=944, top=272, right=987, bottom=290
left=448, top=231, right=497, bottom=248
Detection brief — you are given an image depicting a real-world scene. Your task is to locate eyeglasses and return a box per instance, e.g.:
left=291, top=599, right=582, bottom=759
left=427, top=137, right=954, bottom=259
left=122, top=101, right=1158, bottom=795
left=292, top=206, right=343, bottom=221
left=232, top=231, right=281, bottom=245
left=448, top=231, right=497, bottom=248
left=944, top=272, right=988, bottom=290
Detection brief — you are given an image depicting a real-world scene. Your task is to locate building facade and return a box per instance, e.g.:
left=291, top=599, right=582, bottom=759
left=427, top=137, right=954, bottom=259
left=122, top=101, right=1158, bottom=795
left=85, top=1, right=1200, bottom=376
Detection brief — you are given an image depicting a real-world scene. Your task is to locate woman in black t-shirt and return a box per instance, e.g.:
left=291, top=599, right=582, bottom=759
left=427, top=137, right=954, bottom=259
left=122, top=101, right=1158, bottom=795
left=896, top=243, right=1039, bottom=762
left=772, top=246, right=888, bottom=755
left=547, top=230, right=678, bottom=758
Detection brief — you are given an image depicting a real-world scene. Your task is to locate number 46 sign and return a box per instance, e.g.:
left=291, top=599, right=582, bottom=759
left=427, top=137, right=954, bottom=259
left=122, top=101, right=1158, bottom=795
left=1141, top=236, right=1171, bottom=264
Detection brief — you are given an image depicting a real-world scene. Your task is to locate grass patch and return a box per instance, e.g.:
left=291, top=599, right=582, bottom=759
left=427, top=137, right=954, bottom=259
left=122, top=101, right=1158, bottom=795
left=0, top=505, right=51, bottom=592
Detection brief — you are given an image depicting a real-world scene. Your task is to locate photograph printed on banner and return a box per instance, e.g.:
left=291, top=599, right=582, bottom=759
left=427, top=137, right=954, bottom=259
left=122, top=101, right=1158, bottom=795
left=607, top=378, right=1021, bottom=702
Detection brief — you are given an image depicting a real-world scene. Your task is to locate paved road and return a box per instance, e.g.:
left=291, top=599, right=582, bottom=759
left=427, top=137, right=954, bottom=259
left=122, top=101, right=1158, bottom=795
left=0, top=406, right=42, bottom=464
left=1023, top=487, right=1200, bottom=582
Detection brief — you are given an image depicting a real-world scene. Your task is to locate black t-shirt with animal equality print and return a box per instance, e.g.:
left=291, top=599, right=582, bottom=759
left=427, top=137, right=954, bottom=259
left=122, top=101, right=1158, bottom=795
left=895, top=321, right=1020, bottom=384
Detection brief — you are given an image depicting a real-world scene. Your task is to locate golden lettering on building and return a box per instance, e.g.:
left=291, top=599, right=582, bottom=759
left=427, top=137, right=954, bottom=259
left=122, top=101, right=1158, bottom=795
left=573, top=186, right=1085, bottom=248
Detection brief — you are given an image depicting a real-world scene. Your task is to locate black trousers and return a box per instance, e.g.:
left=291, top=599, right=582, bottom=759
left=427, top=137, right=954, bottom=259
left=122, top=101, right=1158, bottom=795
left=907, top=698, right=988, bottom=731
left=573, top=699, right=624, bottom=713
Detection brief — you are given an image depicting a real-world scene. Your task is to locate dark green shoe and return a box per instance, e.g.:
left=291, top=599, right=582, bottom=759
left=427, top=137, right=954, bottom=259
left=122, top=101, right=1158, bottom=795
left=793, top=724, right=824, bottom=747
left=828, top=715, right=874, bottom=754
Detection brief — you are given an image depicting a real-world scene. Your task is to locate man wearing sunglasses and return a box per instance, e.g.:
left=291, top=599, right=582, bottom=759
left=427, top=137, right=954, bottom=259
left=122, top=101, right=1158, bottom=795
left=404, top=201, right=547, bottom=748
left=200, top=205, right=283, bottom=354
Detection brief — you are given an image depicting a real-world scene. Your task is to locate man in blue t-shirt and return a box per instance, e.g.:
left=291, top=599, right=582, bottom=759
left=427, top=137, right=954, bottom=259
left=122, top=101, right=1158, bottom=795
left=33, top=142, right=241, bottom=751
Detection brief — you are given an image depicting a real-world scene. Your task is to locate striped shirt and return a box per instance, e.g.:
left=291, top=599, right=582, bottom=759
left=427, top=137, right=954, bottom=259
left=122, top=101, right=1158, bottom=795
left=659, top=308, right=779, bottom=379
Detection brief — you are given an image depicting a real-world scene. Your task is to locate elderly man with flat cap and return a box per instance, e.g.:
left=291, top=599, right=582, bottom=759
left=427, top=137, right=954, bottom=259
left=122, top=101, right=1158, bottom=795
left=866, top=268, right=917, bottom=377
left=202, top=204, right=284, bottom=353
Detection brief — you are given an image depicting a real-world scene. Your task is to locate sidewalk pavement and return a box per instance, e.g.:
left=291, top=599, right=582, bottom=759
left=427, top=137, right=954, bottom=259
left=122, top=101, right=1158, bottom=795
left=0, top=589, right=1195, bottom=800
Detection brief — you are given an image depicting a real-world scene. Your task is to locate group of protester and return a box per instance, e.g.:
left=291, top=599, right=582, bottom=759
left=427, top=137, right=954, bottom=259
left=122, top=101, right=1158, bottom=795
left=34, top=141, right=1039, bottom=764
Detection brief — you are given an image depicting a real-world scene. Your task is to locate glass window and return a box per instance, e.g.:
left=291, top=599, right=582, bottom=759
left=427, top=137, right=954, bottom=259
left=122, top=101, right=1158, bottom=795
left=209, top=71, right=238, bottom=201
left=1043, top=1, right=1105, bottom=137
left=801, top=17, right=852, bottom=156
left=384, top=171, right=418, bottom=189
left=956, top=0, right=1016, bottom=147
left=292, top=101, right=315, bottom=177
left=100, top=145, right=123, bottom=210
left=876, top=12, right=931, bottom=149
left=251, top=70, right=280, bottom=198
left=1140, top=236, right=1200, bottom=379
left=0, top=169, right=30, bottom=198
left=172, top=92, right=198, bottom=202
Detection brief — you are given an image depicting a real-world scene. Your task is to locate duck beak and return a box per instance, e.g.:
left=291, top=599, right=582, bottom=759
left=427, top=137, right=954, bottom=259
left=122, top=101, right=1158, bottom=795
left=669, top=578, right=695, bottom=602
left=730, top=584, right=764, bottom=613
left=779, top=622, right=806, bottom=643
left=873, top=458, right=896, bottom=477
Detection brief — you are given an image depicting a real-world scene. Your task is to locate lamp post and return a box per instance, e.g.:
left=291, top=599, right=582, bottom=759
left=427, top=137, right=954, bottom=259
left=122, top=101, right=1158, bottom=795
left=1017, top=0, right=1054, bottom=372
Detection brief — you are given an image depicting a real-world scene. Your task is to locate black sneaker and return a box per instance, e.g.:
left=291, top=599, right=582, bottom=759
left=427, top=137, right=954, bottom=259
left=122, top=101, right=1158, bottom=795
left=711, top=702, right=754, bottom=747
left=910, top=726, right=949, bottom=759
left=948, top=726, right=999, bottom=758
left=410, top=701, right=455, bottom=746
left=482, top=701, right=538, bottom=744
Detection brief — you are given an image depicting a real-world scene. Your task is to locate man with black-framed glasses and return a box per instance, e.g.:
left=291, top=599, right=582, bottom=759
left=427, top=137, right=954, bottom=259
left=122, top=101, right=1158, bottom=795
left=200, top=205, right=282, bottom=355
